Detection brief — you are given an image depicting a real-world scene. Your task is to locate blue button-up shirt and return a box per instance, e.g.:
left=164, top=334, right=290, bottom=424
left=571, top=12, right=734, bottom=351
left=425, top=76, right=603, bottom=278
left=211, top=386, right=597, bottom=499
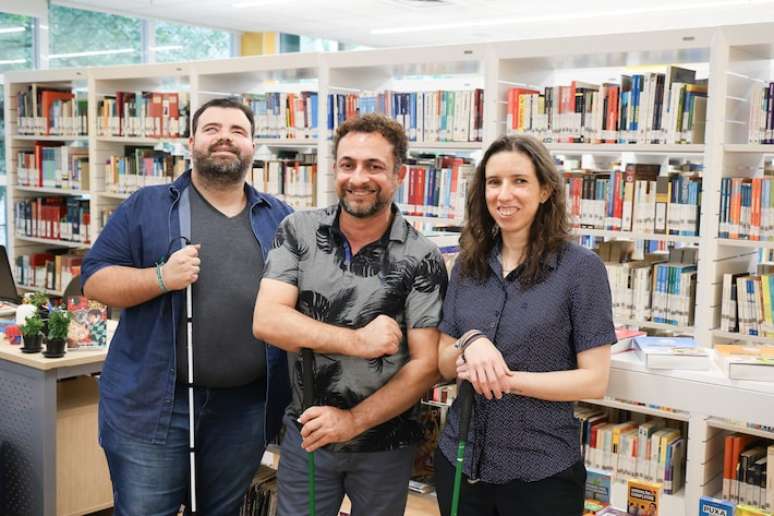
left=81, top=171, right=293, bottom=445
left=437, top=241, right=615, bottom=483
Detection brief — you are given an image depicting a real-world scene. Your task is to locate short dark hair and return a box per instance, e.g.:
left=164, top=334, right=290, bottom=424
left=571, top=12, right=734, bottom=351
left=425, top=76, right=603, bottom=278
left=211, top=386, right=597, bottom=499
left=191, top=97, right=255, bottom=138
left=332, top=113, right=408, bottom=171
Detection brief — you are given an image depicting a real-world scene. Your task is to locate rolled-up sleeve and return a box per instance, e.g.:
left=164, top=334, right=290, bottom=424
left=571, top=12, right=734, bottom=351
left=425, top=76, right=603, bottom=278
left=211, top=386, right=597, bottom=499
left=81, top=197, right=134, bottom=290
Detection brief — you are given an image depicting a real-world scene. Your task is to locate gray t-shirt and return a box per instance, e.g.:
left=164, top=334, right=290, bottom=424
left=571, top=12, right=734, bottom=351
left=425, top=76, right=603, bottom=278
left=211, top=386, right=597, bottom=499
left=176, top=185, right=266, bottom=388
left=263, top=204, right=447, bottom=452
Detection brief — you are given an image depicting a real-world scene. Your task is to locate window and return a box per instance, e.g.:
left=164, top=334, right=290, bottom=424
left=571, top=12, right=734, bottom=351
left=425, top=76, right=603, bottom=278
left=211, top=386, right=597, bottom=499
left=49, top=5, right=142, bottom=68
left=154, top=21, right=232, bottom=62
left=0, top=12, right=34, bottom=73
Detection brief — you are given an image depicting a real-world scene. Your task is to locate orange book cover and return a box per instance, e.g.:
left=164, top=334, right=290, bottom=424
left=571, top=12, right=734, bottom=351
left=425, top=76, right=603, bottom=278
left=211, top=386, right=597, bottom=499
left=508, top=87, right=539, bottom=131
left=40, top=90, right=74, bottom=135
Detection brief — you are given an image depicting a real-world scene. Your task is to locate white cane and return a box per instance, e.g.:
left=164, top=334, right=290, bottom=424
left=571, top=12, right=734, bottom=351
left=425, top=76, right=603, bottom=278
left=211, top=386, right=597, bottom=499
left=186, top=281, right=197, bottom=513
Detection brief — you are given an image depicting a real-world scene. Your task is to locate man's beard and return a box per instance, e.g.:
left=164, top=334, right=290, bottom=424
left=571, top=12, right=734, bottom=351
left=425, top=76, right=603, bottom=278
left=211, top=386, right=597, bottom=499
left=338, top=186, right=391, bottom=218
left=193, top=141, right=251, bottom=188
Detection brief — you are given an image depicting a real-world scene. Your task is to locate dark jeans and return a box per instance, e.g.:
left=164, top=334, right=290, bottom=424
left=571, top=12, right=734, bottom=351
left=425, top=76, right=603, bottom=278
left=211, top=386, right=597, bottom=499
left=100, top=381, right=266, bottom=516
left=434, top=447, right=586, bottom=516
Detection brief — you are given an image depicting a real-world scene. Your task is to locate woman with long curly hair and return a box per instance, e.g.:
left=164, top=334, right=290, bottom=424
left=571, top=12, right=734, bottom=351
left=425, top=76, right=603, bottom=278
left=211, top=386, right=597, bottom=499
left=434, top=135, right=615, bottom=515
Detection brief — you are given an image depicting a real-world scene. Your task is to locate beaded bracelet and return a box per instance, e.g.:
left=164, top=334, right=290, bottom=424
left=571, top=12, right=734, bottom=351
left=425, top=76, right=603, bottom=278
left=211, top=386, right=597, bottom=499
left=155, top=260, right=169, bottom=293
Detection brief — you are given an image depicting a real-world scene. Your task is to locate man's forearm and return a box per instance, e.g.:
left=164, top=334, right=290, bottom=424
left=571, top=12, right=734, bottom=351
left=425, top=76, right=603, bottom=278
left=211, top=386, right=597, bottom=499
left=83, top=265, right=164, bottom=308
left=349, top=356, right=439, bottom=436
left=254, top=304, right=359, bottom=355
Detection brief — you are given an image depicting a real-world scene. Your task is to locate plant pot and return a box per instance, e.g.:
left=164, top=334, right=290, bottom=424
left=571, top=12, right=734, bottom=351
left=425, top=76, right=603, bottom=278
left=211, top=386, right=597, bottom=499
left=43, top=337, right=66, bottom=359
left=21, top=334, right=42, bottom=353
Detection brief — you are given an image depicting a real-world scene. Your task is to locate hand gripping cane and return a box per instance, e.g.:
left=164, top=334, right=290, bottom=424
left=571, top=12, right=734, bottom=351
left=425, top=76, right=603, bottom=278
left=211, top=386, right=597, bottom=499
left=301, top=348, right=316, bottom=516
left=450, top=381, right=474, bottom=516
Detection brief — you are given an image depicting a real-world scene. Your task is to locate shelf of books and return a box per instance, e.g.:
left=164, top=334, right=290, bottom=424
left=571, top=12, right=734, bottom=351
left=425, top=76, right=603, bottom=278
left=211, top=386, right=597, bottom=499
left=10, top=23, right=774, bottom=515
left=196, top=54, right=320, bottom=209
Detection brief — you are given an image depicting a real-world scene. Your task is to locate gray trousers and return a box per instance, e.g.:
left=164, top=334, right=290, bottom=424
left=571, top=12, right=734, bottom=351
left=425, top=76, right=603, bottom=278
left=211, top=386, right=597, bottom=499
left=277, top=415, right=416, bottom=516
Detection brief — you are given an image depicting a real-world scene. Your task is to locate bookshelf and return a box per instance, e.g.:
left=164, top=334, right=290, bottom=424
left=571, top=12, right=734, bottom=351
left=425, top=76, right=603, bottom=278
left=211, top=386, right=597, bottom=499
left=8, top=23, right=774, bottom=514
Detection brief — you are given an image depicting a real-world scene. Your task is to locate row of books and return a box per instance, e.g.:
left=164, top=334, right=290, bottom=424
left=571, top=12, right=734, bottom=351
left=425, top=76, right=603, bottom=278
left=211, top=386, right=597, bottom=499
left=15, top=85, right=88, bottom=136
left=719, top=177, right=774, bottom=241
left=14, top=197, right=90, bottom=244
left=565, top=164, right=702, bottom=236
left=748, top=83, right=774, bottom=145
left=14, top=252, right=83, bottom=294
left=721, top=434, right=774, bottom=512
left=103, top=146, right=189, bottom=194
left=96, top=91, right=190, bottom=138
left=239, top=466, right=277, bottom=516
left=584, top=472, right=671, bottom=515
left=720, top=269, right=774, bottom=336
left=16, top=142, right=90, bottom=190
left=328, top=89, right=484, bottom=143
left=249, top=154, right=317, bottom=210
left=394, top=155, right=475, bottom=220
left=699, top=495, right=774, bottom=516
left=506, top=65, right=707, bottom=144
left=600, top=244, right=697, bottom=327
left=576, top=404, right=686, bottom=495
left=241, top=92, right=319, bottom=140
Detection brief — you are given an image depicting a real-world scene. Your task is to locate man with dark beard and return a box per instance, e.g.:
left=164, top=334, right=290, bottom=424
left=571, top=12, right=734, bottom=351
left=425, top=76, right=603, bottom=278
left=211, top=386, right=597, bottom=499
left=253, top=113, right=446, bottom=516
left=82, top=98, right=292, bottom=515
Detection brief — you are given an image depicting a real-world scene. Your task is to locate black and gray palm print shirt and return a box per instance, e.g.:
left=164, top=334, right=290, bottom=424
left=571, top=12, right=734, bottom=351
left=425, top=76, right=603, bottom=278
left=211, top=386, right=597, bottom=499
left=263, top=204, right=447, bottom=452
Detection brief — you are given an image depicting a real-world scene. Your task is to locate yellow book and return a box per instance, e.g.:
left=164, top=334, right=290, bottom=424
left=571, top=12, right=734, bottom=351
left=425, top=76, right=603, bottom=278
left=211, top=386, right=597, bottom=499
left=627, top=478, right=662, bottom=516
left=736, top=505, right=774, bottom=516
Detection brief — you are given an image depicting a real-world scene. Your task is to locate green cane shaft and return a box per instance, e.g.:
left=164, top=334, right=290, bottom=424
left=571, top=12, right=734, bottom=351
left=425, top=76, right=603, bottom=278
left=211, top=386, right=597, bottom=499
left=307, top=451, right=316, bottom=516
left=450, top=440, right=467, bottom=516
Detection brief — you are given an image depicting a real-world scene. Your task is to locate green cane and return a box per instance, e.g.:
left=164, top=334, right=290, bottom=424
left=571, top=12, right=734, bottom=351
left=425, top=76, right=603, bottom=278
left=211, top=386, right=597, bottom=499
left=450, top=381, right=474, bottom=516
left=301, top=348, right=316, bottom=516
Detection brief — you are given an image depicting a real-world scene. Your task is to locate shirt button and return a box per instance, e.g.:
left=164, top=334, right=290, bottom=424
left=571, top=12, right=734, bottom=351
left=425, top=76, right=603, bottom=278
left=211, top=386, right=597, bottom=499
left=490, top=322, right=496, bottom=328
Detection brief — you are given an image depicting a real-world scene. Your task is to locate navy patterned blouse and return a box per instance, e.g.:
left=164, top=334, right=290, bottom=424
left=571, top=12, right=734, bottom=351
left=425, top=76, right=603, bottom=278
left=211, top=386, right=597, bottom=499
left=437, top=240, right=615, bottom=483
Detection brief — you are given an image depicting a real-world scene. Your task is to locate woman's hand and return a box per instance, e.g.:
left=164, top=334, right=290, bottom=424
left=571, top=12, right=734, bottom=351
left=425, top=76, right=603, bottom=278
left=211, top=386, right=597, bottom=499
left=456, top=337, right=510, bottom=400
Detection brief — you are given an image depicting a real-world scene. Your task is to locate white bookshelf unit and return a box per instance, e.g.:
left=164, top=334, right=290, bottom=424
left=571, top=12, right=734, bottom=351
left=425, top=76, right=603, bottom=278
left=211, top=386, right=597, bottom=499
left=8, top=23, right=774, bottom=515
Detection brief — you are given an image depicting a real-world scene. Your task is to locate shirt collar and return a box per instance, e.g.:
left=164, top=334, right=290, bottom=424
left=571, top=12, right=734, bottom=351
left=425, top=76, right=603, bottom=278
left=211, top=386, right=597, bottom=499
left=170, top=169, right=269, bottom=207
left=320, top=203, right=409, bottom=244
left=487, top=238, right=560, bottom=277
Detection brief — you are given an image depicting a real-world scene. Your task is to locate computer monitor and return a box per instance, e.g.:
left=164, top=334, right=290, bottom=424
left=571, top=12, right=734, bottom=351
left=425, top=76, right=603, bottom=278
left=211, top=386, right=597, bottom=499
left=0, top=246, right=22, bottom=305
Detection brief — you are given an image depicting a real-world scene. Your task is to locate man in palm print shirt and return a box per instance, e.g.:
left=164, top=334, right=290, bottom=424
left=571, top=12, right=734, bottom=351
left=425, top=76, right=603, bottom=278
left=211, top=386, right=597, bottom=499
left=254, top=113, right=446, bottom=516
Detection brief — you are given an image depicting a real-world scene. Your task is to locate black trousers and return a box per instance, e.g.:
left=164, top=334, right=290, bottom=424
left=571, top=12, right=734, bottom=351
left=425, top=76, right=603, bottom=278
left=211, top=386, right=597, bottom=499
left=433, top=447, right=586, bottom=516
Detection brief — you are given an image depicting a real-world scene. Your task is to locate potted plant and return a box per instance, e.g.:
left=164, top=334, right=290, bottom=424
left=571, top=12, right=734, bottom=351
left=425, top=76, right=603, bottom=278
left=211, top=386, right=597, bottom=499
left=20, top=313, right=44, bottom=353
left=24, top=292, right=50, bottom=336
left=45, top=308, right=72, bottom=359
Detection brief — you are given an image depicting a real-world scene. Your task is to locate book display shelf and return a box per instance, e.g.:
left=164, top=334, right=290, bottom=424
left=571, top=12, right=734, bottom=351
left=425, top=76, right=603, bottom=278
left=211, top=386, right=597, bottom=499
left=7, top=22, right=774, bottom=515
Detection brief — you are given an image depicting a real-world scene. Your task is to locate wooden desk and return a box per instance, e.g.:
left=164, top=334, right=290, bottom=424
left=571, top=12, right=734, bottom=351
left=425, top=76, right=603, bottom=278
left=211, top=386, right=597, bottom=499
left=0, top=338, right=111, bottom=515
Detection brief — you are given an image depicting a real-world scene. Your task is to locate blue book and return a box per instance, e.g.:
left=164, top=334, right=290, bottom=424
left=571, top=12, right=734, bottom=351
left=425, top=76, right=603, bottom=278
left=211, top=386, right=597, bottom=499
left=699, top=495, right=735, bottom=515
left=633, top=336, right=711, bottom=370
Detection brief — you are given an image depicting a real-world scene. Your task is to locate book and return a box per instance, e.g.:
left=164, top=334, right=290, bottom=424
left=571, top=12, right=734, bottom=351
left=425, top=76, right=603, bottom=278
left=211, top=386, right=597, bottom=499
left=700, top=495, right=736, bottom=515
left=584, top=498, right=609, bottom=515
left=613, top=328, right=646, bottom=354
left=586, top=468, right=612, bottom=503
left=735, top=505, right=773, bottom=516
left=715, top=344, right=774, bottom=382
left=633, top=336, right=711, bottom=370
left=596, top=507, right=629, bottom=515
left=627, top=479, right=662, bottom=515
left=66, top=296, right=108, bottom=350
